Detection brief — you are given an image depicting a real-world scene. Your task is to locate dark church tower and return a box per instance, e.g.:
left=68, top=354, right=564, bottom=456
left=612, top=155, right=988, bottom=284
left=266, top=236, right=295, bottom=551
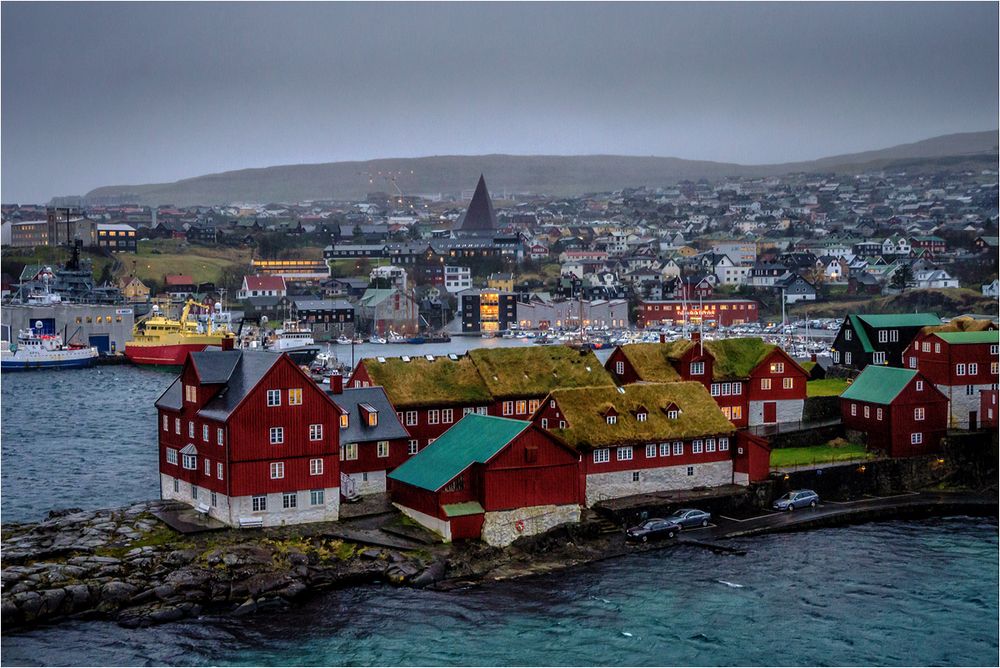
left=457, top=174, right=497, bottom=234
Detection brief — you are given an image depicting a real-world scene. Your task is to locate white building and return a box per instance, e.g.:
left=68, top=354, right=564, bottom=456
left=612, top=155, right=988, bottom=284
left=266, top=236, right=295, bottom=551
left=443, top=266, right=472, bottom=293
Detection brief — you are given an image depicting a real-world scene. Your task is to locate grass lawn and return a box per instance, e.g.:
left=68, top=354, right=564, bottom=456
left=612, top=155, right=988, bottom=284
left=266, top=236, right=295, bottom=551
left=807, top=378, right=851, bottom=397
left=770, top=443, right=874, bottom=469
left=119, top=240, right=254, bottom=284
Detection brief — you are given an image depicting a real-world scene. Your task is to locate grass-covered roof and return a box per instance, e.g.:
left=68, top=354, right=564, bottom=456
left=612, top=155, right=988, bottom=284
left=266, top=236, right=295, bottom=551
left=468, top=346, right=615, bottom=399
left=919, top=316, right=997, bottom=336
left=620, top=337, right=777, bottom=381
left=360, top=355, right=491, bottom=408
left=546, top=382, right=735, bottom=450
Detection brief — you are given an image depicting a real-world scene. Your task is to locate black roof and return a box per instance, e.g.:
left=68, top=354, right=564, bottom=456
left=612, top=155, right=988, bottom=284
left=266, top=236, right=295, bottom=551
left=190, top=350, right=242, bottom=383
left=326, top=385, right=410, bottom=443
left=458, top=174, right=497, bottom=232
left=198, top=351, right=283, bottom=420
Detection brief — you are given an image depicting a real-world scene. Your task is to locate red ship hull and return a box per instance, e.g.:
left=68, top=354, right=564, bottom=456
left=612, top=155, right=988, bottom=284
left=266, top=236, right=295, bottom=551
left=124, top=340, right=233, bottom=366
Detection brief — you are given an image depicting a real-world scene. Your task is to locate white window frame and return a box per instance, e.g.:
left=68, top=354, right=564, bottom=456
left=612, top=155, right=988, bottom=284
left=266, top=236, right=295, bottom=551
left=310, top=424, right=323, bottom=441
left=269, top=426, right=284, bottom=445
left=692, top=439, right=703, bottom=454
left=310, top=458, right=324, bottom=475
left=252, top=495, right=267, bottom=512
left=783, top=377, right=794, bottom=389
left=646, top=443, right=656, bottom=458
left=690, top=361, right=704, bottom=376
left=408, top=439, right=419, bottom=455
left=217, top=427, right=224, bottom=445
left=673, top=441, right=683, bottom=455
left=914, top=407, right=925, bottom=421
left=166, top=448, right=178, bottom=465
left=911, top=432, right=923, bottom=445
left=616, top=446, right=633, bottom=461
left=845, top=352, right=852, bottom=364
left=182, top=453, right=197, bottom=470
left=342, top=443, right=358, bottom=461
left=606, top=415, right=617, bottom=425
left=270, top=462, right=285, bottom=479
left=310, top=489, right=325, bottom=506
left=503, top=401, right=514, bottom=416
left=267, top=389, right=281, bottom=407
left=660, top=442, right=671, bottom=457
left=427, top=409, right=440, bottom=425
left=760, top=378, right=771, bottom=391
left=719, top=437, right=729, bottom=452
left=442, top=408, right=454, bottom=424
left=217, top=462, right=223, bottom=479
left=377, top=441, right=389, bottom=458
left=770, top=362, right=785, bottom=374
left=593, top=448, right=610, bottom=464
left=405, top=411, right=418, bottom=426
left=288, top=388, right=303, bottom=406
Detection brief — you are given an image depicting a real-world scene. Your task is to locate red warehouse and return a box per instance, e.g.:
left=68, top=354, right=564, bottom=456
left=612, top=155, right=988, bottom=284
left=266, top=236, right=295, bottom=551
left=387, top=414, right=582, bottom=546
left=637, top=299, right=759, bottom=328
left=155, top=350, right=342, bottom=528
left=605, top=335, right=808, bottom=427
left=840, top=366, right=949, bottom=458
left=533, top=382, right=739, bottom=506
left=903, top=327, right=999, bottom=429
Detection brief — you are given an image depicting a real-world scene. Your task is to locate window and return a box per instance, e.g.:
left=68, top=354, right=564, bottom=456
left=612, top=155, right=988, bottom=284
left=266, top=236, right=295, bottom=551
left=873, top=352, right=886, bottom=364
left=878, top=330, right=888, bottom=343
left=916, top=380, right=924, bottom=391
left=476, top=407, right=488, bottom=415
left=770, top=362, right=784, bottom=374
left=646, top=444, right=656, bottom=458
left=173, top=478, right=179, bottom=493
left=845, top=352, right=852, bottom=364
left=863, top=406, right=870, bottom=418
left=593, top=448, right=610, bottom=464
left=377, top=441, right=389, bottom=458
left=615, top=361, right=625, bottom=375
left=783, top=378, right=794, bottom=390
left=911, top=432, right=923, bottom=445
left=845, top=329, right=852, bottom=341
left=217, top=462, right=224, bottom=480
left=217, top=427, right=224, bottom=445
left=549, top=400, right=556, bottom=408
left=288, top=388, right=302, bottom=405
left=191, top=484, right=198, bottom=500
left=270, top=462, right=285, bottom=479
left=162, top=415, right=168, bottom=431
left=876, top=408, right=883, bottom=421
left=706, top=438, right=716, bottom=453
left=408, top=439, right=419, bottom=455
left=269, top=427, right=284, bottom=445
left=204, top=458, right=211, bottom=475
left=503, top=401, right=514, bottom=416
left=992, top=362, right=999, bottom=375
left=686, top=466, right=694, bottom=476
left=310, top=489, right=325, bottom=506
left=733, top=383, right=742, bottom=395
left=890, top=330, right=899, bottom=342
left=267, top=389, right=281, bottom=407
left=428, top=409, right=440, bottom=425
left=690, top=361, right=704, bottom=375
left=660, top=442, right=671, bottom=457
left=692, top=440, right=703, bottom=454
left=673, top=441, right=683, bottom=455
left=282, top=492, right=297, bottom=509
left=444, top=477, right=465, bottom=492
left=340, top=413, right=350, bottom=429
left=719, top=437, right=729, bottom=451
left=909, top=356, right=917, bottom=369
left=252, top=495, right=267, bottom=512
left=922, top=342, right=931, bottom=352
left=463, top=407, right=474, bottom=416
left=342, top=443, right=358, bottom=461
left=760, top=378, right=771, bottom=391
left=832, top=351, right=840, bottom=363
left=541, top=418, right=549, bottom=429
left=309, top=424, right=323, bottom=441
left=202, top=424, right=209, bottom=442
left=559, top=420, right=566, bottom=429
left=182, top=453, right=197, bottom=470
left=211, top=491, right=217, bottom=507
left=992, top=344, right=999, bottom=355
left=667, top=409, right=678, bottom=419
left=606, top=415, right=617, bottom=425
left=632, top=471, right=641, bottom=482
left=934, top=343, right=941, bottom=354
left=406, top=411, right=418, bottom=426
left=188, top=421, right=194, bottom=438
left=851, top=403, right=857, bottom=416
left=711, top=383, right=720, bottom=397
left=966, top=385, right=975, bottom=396
left=366, top=410, right=378, bottom=427
left=166, top=448, right=178, bottom=465
left=637, top=412, right=647, bottom=422
left=721, top=383, right=731, bottom=396
left=184, top=385, right=196, bottom=402
left=969, top=363, right=979, bottom=375
left=617, top=446, right=633, bottom=461
left=442, top=409, right=453, bottom=424
left=310, top=458, right=324, bottom=475
left=956, top=363, right=966, bottom=376
left=516, top=400, right=527, bottom=414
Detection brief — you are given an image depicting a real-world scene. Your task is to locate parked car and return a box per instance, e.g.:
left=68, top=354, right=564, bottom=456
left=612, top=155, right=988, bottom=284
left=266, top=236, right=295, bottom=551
left=625, top=518, right=681, bottom=543
left=773, top=489, right=820, bottom=511
left=667, top=508, right=712, bottom=529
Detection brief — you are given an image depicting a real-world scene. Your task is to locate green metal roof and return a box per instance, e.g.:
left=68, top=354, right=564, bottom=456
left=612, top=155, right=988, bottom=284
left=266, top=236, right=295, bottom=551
left=442, top=501, right=485, bottom=517
left=847, top=315, right=874, bottom=353
left=857, top=313, right=941, bottom=328
left=387, top=414, right=528, bottom=491
left=840, top=366, right=917, bottom=405
left=935, top=331, right=1000, bottom=345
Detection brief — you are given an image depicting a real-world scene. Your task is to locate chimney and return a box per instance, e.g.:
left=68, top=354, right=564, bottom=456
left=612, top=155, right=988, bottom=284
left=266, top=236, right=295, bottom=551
left=659, top=333, right=667, bottom=344
left=328, top=372, right=343, bottom=394
left=691, top=331, right=701, bottom=344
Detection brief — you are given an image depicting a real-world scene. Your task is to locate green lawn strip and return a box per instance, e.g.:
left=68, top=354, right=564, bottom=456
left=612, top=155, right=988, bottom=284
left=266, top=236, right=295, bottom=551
left=770, top=443, right=873, bottom=469
left=806, top=378, right=851, bottom=397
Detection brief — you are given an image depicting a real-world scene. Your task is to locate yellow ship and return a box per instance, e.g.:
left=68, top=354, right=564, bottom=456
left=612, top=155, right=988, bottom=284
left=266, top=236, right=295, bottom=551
left=125, top=299, right=236, bottom=366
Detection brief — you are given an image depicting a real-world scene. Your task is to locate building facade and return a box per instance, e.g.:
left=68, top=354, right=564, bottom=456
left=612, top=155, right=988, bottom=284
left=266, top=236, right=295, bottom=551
left=831, top=313, right=942, bottom=370
left=637, top=299, right=760, bottom=328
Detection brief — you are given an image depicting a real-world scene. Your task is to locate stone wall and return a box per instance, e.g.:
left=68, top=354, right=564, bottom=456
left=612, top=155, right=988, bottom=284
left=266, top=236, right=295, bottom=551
left=585, top=460, right=732, bottom=506
left=938, top=383, right=993, bottom=429
left=481, top=504, right=581, bottom=547
left=748, top=399, right=804, bottom=426
left=347, top=470, right=387, bottom=496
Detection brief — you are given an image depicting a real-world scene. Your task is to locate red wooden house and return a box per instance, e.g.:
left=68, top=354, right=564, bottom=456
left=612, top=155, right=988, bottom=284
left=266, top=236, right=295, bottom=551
left=532, top=382, right=740, bottom=506
left=387, top=414, right=582, bottom=546
left=840, top=366, right=948, bottom=458
left=902, top=325, right=999, bottom=429
left=605, top=335, right=808, bottom=427
left=348, top=346, right=616, bottom=450
left=155, top=350, right=342, bottom=528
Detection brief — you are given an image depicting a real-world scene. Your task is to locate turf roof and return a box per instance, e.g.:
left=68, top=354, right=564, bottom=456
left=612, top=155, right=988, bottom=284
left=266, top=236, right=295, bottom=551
left=840, top=366, right=917, bottom=405
left=919, top=317, right=998, bottom=336
left=467, top=346, right=615, bottom=399
left=619, top=337, right=777, bottom=381
left=546, top=382, right=735, bottom=450
left=360, top=355, right=491, bottom=408
left=618, top=342, right=686, bottom=382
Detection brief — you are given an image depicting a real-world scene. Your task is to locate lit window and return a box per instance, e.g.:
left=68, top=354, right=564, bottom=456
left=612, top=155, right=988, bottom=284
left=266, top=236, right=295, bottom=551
left=673, top=441, right=683, bottom=455
left=909, top=356, right=917, bottom=369
left=733, top=383, right=742, bottom=395
left=922, top=342, right=931, bottom=353
left=667, top=409, right=678, bottom=420
left=956, top=363, right=966, bottom=376
left=340, top=413, right=349, bottom=429
left=770, top=362, right=784, bottom=374
left=309, top=424, right=323, bottom=441
left=310, top=458, right=324, bottom=475
left=711, top=383, right=720, bottom=396
left=706, top=438, right=716, bottom=452
left=188, top=422, right=194, bottom=438
left=267, top=389, right=281, bottom=407
left=851, top=403, right=857, bottom=416
left=503, top=401, right=514, bottom=416
left=593, top=448, right=610, bottom=464
left=269, top=427, right=284, bottom=444
left=873, top=352, right=886, bottom=364
left=182, top=453, right=197, bottom=470
left=969, top=363, right=978, bottom=375
left=615, top=361, right=625, bottom=375
left=783, top=378, right=794, bottom=390
left=636, top=412, right=647, bottom=422
left=288, top=388, right=303, bottom=405
left=163, top=415, right=169, bottom=431
left=204, top=458, right=210, bottom=475
left=270, top=462, right=285, bottom=479
left=377, top=441, right=389, bottom=458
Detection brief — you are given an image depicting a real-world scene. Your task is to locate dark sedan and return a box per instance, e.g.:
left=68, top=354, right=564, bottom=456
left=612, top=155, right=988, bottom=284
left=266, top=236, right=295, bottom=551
left=667, top=508, right=712, bottom=529
left=625, top=518, right=681, bottom=543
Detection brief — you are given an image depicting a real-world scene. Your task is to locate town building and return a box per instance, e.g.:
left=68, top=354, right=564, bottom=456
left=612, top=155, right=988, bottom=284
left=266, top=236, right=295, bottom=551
left=515, top=298, right=629, bottom=330
left=605, top=335, right=808, bottom=427
left=454, top=174, right=498, bottom=236
left=636, top=299, right=760, bottom=328
left=290, top=299, right=355, bottom=338
left=356, top=288, right=419, bottom=335
left=155, top=350, right=342, bottom=527
left=388, top=414, right=582, bottom=545
left=0, top=302, right=134, bottom=354
left=443, top=266, right=472, bottom=293
left=95, top=223, right=137, bottom=252
left=118, top=276, right=150, bottom=303
left=532, top=382, right=740, bottom=505
left=238, top=275, right=288, bottom=300
left=831, top=313, right=942, bottom=370
left=459, top=288, right=518, bottom=333
left=9, top=220, right=50, bottom=247
left=840, top=366, right=948, bottom=458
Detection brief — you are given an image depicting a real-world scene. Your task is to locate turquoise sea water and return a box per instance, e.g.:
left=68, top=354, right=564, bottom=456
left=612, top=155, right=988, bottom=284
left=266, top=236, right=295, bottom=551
left=2, top=519, right=997, bottom=666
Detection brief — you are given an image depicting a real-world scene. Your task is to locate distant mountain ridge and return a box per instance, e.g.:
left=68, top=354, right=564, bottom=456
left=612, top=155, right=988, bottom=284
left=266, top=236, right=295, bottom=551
left=83, top=130, right=998, bottom=206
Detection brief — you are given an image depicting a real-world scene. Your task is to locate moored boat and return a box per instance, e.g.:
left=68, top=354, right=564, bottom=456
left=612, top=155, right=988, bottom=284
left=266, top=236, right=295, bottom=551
left=267, top=320, right=320, bottom=366
left=1, top=323, right=98, bottom=371
left=125, top=300, right=235, bottom=367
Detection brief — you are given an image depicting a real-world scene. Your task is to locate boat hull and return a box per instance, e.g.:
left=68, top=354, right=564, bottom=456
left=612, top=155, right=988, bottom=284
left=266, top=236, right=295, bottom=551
left=280, top=345, right=321, bottom=367
left=124, top=342, right=219, bottom=366
left=2, top=355, right=96, bottom=371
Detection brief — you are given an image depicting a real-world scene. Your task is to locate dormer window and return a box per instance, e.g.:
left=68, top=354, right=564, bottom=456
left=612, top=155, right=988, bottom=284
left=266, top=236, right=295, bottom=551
left=359, top=403, right=379, bottom=427
left=606, top=415, right=617, bottom=425
left=668, top=410, right=679, bottom=420
left=340, top=413, right=349, bottom=429
left=184, top=385, right=197, bottom=402
left=690, top=361, right=705, bottom=375
left=636, top=412, right=647, bottom=422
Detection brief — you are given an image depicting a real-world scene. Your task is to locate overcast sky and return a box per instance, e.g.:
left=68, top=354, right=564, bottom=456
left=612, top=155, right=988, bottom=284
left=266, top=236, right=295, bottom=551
left=2, top=2, right=997, bottom=203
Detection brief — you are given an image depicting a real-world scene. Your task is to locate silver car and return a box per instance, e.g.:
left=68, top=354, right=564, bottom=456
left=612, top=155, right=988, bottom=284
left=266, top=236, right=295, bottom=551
left=773, top=489, right=819, bottom=511
left=667, top=508, right=712, bottom=529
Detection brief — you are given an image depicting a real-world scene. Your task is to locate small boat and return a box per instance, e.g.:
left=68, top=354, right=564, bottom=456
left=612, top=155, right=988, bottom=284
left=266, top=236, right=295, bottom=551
left=267, top=320, right=320, bottom=367
left=335, top=335, right=352, bottom=345
left=406, top=336, right=425, bottom=344
left=423, top=333, right=451, bottom=343
left=369, top=335, right=387, bottom=344
left=387, top=332, right=407, bottom=344
left=2, top=324, right=98, bottom=370
left=352, top=336, right=364, bottom=344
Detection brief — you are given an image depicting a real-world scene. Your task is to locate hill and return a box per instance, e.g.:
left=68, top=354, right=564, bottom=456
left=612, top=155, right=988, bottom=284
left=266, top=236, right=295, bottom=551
left=789, top=288, right=999, bottom=320
left=83, top=130, right=998, bottom=206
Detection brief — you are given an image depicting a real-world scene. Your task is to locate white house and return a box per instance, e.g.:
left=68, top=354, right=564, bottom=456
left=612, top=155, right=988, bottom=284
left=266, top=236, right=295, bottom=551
left=238, top=275, right=287, bottom=300
left=982, top=279, right=999, bottom=298
left=443, top=266, right=472, bottom=293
